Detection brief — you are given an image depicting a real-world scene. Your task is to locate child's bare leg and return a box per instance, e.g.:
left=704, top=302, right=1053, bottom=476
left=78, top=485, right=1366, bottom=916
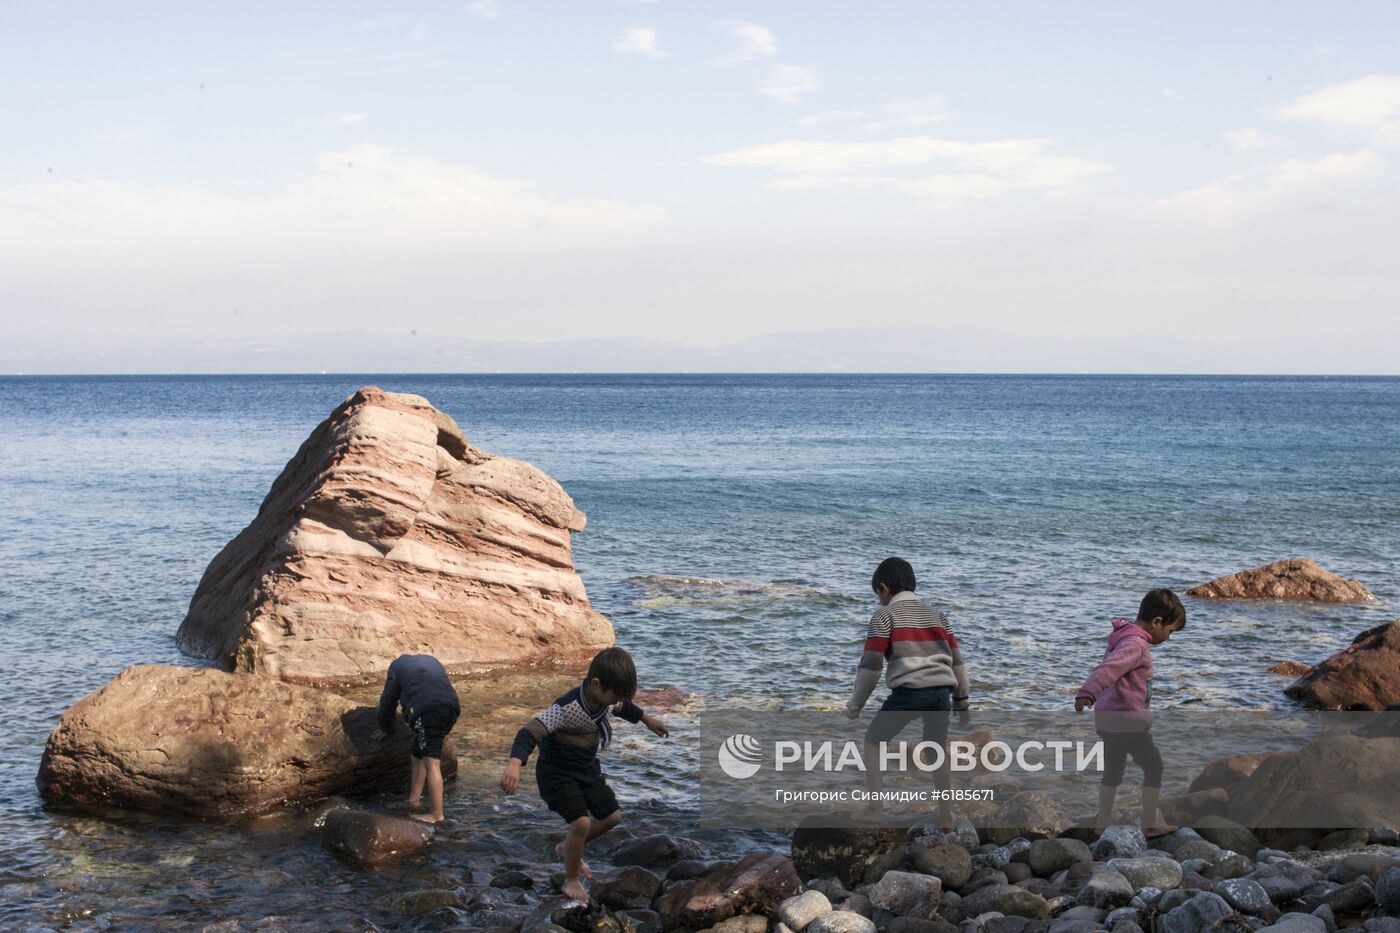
left=559, top=816, right=591, bottom=900
left=411, top=758, right=445, bottom=823
left=1140, top=786, right=1177, bottom=837
left=408, top=757, right=427, bottom=807
left=1094, top=784, right=1117, bottom=833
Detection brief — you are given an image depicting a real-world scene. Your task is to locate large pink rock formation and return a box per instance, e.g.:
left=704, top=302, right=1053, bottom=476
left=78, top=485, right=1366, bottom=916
left=176, top=387, right=614, bottom=685
left=1185, top=557, right=1374, bottom=603
left=37, top=665, right=456, bottom=820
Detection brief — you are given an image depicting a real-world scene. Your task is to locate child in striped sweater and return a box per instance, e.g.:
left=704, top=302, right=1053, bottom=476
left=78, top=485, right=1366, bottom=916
left=847, top=557, right=971, bottom=825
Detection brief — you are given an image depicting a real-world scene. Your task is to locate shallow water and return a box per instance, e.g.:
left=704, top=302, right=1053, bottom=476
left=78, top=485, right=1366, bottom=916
left=0, top=374, right=1396, bottom=929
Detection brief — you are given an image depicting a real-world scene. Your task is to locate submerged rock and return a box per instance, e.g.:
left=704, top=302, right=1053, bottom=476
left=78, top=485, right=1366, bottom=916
left=37, top=665, right=454, bottom=820
left=1285, top=620, right=1400, bottom=710
left=176, top=386, right=614, bottom=685
left=1186, top=558, right=1374, bottom=603
left=1269, top=661, right=1312, bottom=677
left=790, top=823, right=907, bottom=887
left=321, top=808, right=434, bottom=868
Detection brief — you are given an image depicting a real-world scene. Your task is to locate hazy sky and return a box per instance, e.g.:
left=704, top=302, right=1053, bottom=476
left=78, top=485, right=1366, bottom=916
left=3, top=2, right=1399, bottom=363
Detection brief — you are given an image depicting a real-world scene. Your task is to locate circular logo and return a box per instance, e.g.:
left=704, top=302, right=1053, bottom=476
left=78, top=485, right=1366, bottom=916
left=717, top=733, right=764, bottom=779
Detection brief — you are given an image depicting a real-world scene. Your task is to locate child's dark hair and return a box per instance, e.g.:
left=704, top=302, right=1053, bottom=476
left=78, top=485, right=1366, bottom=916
left=588, top=647, right=638, bottom=698
left=1138, top=588, right=1186, bottom=628
left=871, top=557, right=917, bottom=595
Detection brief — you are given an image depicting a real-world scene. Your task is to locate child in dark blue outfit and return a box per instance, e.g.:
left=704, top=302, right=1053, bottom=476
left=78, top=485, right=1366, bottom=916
left=376, top=654, right=461, bottom=823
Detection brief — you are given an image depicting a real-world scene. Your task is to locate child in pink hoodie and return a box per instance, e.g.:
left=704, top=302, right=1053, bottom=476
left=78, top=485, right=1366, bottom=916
left=1075, top=588, right=1186, bottom=837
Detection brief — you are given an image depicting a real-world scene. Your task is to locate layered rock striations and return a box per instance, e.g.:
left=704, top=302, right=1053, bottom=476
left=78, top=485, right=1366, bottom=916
left=177, top=386, right=613, bottom=685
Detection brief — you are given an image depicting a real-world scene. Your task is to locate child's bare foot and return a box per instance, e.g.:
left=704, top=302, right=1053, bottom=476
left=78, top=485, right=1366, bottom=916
left=556, top=842, right=591, bottom=877
left=410, top=812, right=443, bottom=824
left=561, top=877, right=588, bottom=902
left=1143, top=824, right=1178, bottom=839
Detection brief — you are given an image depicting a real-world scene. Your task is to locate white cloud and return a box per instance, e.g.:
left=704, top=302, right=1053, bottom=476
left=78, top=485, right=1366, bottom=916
left=0, top=145, right=668, bottom=258
left=866, top=96, right=948, bottom=131
left=1224, top=127, right=1275, bottom=151
left=705, top=135, right=1114, bottom=201
left=1161, top=149, right=1383, bottom=222
left=761, top=65, right=819, bottom=105
left=467, top=0, right=501, bottom=20
left=337, top=112, right=369, bottom=126
left=612, top=27, right=669, bottom=59
left=408, top=22, right=429, bottom=42
left=796, top=109, right=867, bottom=128
left=1274, top=75, right=1400, bottom=129
left=715, top=20, right=777, bottom=63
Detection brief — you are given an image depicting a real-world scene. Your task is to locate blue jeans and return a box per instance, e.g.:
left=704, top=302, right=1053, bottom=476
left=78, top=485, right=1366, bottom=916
left=865, top=685, right=953, bottom=749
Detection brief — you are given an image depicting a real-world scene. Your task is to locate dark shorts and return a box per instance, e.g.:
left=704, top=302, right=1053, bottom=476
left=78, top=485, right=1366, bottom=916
left=408, top=704, right=458, bottom=759
left=1097, top=729, right=1164, bottom=788
left=537, top=761, right=619, bottom=824
left=865, top=685, right=954, bottom=750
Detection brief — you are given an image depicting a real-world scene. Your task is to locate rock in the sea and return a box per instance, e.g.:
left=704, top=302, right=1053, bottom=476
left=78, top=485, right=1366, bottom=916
left=610, top=835, right=704, bottom=870
left=1284, top=620, right=1400, bottom=710
left=1229, top=732, right=1400, bottom=829
left=985, top=791, right=1070, bottom=845
left=1186, top=558, right=1374, bottom=603
left=176, top=387, right=614, bottom=685
left=655, top=853, right=801, bottom=930
left=37, top=665, right=453, bottom=819
left=595, top=866, right=663, bottom=909
left=1270, top=661, right=1312, bottom=677
left=321, top=808, right=433, bottom=867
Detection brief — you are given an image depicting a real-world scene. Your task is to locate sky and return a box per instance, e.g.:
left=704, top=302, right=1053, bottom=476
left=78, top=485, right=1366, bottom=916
left=2, top=2, right=1399, bottom=371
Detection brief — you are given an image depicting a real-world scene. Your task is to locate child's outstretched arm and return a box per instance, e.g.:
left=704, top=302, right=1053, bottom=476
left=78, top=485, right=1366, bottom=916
left=500, top=704, right=566, bottom=794
left=1075, top=638, right=1145, bottom=710
left=374, top=665, right=401, bottom=740
left=949, top=640, right=972, bottom=714
left=614, top=699, right=669, bottom=737
left=846, top=609, right=890, bottom=717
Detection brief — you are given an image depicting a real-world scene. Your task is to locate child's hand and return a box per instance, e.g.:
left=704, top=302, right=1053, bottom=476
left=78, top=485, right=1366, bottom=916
left=643, top=714, right=670, bottom=738
left=1074, top=696, right=1094, bottom=713
left=499, top=759, right=521, bottom=794
left=844, top=706, right=861, bottom=720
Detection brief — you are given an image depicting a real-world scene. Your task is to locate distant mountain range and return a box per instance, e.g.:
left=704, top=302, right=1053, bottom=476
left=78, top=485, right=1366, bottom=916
left=2, top=327, right=1391, bottom=375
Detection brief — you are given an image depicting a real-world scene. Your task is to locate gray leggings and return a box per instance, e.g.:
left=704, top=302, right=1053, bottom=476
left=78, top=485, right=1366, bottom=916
left=1098, top=730, right=1163, bottom=788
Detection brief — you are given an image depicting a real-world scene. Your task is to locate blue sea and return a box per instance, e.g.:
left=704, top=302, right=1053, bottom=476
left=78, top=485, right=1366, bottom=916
left=1, top=374, right=1396, bottom=929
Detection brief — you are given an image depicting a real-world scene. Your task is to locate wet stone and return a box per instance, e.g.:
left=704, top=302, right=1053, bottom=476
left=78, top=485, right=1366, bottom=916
left=1217, top=878, right=1273, bottom=915
left=1090, top=827, right=1147, bottom=861
left=778, top=890, right=833, bottom=931
left=1028, top=839, right=1091, bottom=878
left=907, top=841, right=973, bottom=890
left=1159, top=891, right=1236, bottom=933
left=1077, top=869, right=1133, bottom=911
left=806, top=913, right=876, bottom=933
left=1105, top=857, right=1182, bottom=891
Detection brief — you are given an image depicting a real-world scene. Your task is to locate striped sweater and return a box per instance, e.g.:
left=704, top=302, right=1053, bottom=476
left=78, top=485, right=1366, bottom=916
left=847, top=590, right=971, bottom=714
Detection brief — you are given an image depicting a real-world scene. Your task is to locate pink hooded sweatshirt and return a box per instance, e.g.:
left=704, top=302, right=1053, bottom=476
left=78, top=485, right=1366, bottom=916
left=1078, top=618, right=1154, bottom=731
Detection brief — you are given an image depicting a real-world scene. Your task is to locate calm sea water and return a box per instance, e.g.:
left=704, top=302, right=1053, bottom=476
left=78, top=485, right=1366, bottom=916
left=1, top=374, right=1396, bottom=929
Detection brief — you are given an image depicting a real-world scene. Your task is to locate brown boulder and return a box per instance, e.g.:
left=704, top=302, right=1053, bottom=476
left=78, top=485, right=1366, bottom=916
left=1268, top=661, right=1311, bottom=677
left=176, top=387, right=614, bottom=685
left=1160, top=787, right=1230, bottom=825
left=1228, top=732, right=1400, bottom=830
left=1186, top=558, right=1373, bottom=602
left=321, top=808, right=434, bottom=867
left=1284, top=620, right=1400, bottom=710
left=1188, top=751, right=1291, bottom=797
left=37, top=664, right=454, bottom=820
left=655, top=853, right=800, bottom=930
